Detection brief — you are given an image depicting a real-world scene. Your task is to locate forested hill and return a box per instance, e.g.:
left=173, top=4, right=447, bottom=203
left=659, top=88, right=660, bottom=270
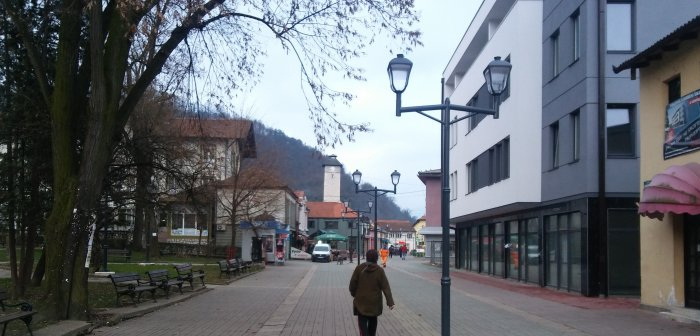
left=253, top=121, right=415, bottom=222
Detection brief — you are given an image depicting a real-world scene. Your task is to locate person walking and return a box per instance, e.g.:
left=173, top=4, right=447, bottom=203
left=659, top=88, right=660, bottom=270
left=400, top=245, right=407, bottom=260
left=349, top=249, right=395, bottom=336
left=379, top=246, right=389, bottom=268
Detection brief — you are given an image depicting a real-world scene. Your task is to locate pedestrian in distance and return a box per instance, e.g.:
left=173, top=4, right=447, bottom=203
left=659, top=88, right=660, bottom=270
left=349, top=249, right=395, bottom=336
left=397, top=246, right=403, bottom=259
left=400, top=245, right=407, bottom=260
left=379, top=246, right=389, bottom=268
left=389, top=245, right=394, bottom=258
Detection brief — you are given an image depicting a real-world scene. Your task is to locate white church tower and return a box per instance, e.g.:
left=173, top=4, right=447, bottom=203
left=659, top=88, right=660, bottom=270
left=322, top=155, right=343, bottom=202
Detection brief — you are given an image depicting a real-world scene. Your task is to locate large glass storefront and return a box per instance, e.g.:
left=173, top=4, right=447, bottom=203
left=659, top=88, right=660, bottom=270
left=455, top=198, right=639, bottom=297
left=459, top=217, right=541, bottom=285
left=544, top=212, right=582, bottom=292
left=458, top=213, right=582, bottom=290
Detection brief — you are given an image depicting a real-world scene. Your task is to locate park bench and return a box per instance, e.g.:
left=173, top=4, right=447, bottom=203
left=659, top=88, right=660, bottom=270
left=0, top=288, right=36, bottom=336
left=218, top=260, right=239, bottom=278
left=109, top=273, right=157, bottom=306
left=174, top=263, right=206, bottom=290
left=236, top=258, right=251, bottom=273
left=107, top=249, right=131, bottom=262
left=145, top=269, right=184, bottom=299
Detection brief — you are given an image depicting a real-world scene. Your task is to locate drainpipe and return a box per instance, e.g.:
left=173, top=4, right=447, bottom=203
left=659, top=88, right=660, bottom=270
left=597, top=0, right=609, bottom=298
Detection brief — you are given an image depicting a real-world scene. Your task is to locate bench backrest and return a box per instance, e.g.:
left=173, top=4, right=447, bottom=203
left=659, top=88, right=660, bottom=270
left=174, top=263, right=193, bottom=275
left=107, top=249, right=130, bottom=255
left=146, top=269, right=170, bottom=282
left=110, top=272, right=141, bottom=284
left=218, top=260, right=229, bottom=270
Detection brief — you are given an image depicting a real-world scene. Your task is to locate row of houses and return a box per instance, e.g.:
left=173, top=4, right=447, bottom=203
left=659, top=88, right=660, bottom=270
left=427, top=0, right=700, bottom=316
left=111, top=118, right=422, bottom=264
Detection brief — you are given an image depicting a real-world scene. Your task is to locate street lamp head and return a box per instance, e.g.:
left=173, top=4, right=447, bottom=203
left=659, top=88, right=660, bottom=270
left=483, top=56, right=512, bottom=96
left=387, top=54, right=413, bottom=94
left=390, top=170, right=401, bottom=186
left=368, top=200, right=373, bottom=210
left=352, top=169, right=362, bottom=185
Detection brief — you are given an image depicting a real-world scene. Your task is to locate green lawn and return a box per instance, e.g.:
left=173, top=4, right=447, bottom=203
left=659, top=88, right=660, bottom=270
left=0, top=249, right=262, bottom=335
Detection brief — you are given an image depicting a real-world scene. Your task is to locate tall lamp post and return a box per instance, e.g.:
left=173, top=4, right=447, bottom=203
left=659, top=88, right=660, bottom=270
left=387, top=54, right=511, bottom=336
left=342, top=201, right=372, bottom=262
left=352, top=170, right=400, bottom=250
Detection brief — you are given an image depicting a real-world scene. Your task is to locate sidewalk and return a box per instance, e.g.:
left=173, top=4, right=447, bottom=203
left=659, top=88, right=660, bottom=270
left=31, top=269, right=258, bottom=336
left=20, top=257, right=700, bottom=335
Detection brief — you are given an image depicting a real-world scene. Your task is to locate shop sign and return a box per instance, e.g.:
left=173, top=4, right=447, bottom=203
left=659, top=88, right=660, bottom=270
left=665, top=89, right=700, bottom=159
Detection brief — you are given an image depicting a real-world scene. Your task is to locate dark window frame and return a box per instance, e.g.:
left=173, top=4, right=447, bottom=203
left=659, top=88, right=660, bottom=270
left=606, top=1, right=635, bottom=52
left=572, top=111, right=580, bottom=162
left=667, top=76, right=681, bottom=103
left=606, top=104, right=636, bottom=157
left=552, top=30, right=560, bottom=77
left=571, top=9, right=581, bottom=62
left=551, top=122, right=560, bottom=168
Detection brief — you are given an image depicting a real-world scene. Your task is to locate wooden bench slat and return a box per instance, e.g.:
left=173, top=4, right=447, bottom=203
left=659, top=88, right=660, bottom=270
left=174, top=264, right=206, bottom=289
left=0, top=288, right=36, bottom=336
left=109, top=272, right=157, bottom=306
left=146, top=269, right=184, bottom=299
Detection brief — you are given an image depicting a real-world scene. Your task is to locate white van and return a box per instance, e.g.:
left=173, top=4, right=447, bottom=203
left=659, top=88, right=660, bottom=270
left=311, top=243, right=331, bottom=263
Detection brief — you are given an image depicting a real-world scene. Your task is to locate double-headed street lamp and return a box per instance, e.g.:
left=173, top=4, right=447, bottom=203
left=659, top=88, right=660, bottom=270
left=342, top=201, right=373, bottom=262
left=352, top=169, right=400, bottom=250
left=387, top=54, right=511, bottom=336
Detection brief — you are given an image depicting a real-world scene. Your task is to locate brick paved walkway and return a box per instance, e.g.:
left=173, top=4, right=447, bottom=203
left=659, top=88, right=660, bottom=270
left=87, top=257, right=700, bottom=336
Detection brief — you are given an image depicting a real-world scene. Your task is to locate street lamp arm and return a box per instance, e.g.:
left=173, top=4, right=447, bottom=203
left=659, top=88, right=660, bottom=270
left=355, top=186, right=397, bottom=196
left=396, top=98, right=500, bottom=123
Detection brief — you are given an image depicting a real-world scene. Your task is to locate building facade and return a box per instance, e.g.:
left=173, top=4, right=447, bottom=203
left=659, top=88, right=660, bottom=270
left=614, top=14, right=700, bottom=313
left=379, top=219, right=415, bottom=251
left=418, top=169, right=454, bottom=261
left=446, top=0, right=700, bottom=297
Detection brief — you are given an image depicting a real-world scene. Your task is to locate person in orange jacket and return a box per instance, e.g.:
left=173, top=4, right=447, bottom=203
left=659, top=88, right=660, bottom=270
left=379, top=246, right=389, bottom=268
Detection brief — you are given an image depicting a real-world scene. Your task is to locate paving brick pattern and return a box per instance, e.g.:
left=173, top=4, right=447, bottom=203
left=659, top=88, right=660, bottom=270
left=88, top=258, right=700, bottom=336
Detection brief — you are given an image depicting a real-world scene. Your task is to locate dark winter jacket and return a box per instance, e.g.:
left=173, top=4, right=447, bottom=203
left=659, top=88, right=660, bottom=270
left=349, top=262, right=394, bottom=317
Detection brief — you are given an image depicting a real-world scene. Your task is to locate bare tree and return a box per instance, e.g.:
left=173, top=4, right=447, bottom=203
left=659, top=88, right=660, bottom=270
left=4, top=0, right=420, bottom=319
left=216, top=152, right=286, bottom=253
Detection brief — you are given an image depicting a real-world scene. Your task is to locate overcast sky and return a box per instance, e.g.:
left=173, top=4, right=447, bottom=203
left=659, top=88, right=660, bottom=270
left=237, top=1, right=483, bottom=217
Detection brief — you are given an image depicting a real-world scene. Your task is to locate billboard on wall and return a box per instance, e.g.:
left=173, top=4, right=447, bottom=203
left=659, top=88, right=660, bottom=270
left=665, top=89, right=700, bottom=159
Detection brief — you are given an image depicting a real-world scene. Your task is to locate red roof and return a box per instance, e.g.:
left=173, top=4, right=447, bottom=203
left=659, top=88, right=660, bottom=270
left=307, top=201, right=346, bottom=218
left=166, top=118, right=252, bottom=139
left=159, top=118, right=257, bottom=158
left=377, top=219, right=413, bottom=231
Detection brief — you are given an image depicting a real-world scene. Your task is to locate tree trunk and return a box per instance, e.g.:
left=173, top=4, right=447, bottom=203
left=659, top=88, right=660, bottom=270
left=42, top=0, right=84, bottom=320
left=132, top=140, right=154, bottom=251
left=6, top=135, right=19, bottom=297
left=18, top=172, right=40, bottom=295
left=31, top=248, right=45, bottom=287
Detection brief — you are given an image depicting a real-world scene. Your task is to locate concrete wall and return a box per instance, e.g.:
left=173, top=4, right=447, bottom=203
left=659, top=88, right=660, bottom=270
left=425, top=177, right=441, bottom=227
left=638, top=41, right=700, bottom=309
left=445, top=0, right=543, bottom=217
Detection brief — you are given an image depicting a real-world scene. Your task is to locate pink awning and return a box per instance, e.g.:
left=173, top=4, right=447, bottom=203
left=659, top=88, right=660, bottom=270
left=639, top=162, right=700, bottom=219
